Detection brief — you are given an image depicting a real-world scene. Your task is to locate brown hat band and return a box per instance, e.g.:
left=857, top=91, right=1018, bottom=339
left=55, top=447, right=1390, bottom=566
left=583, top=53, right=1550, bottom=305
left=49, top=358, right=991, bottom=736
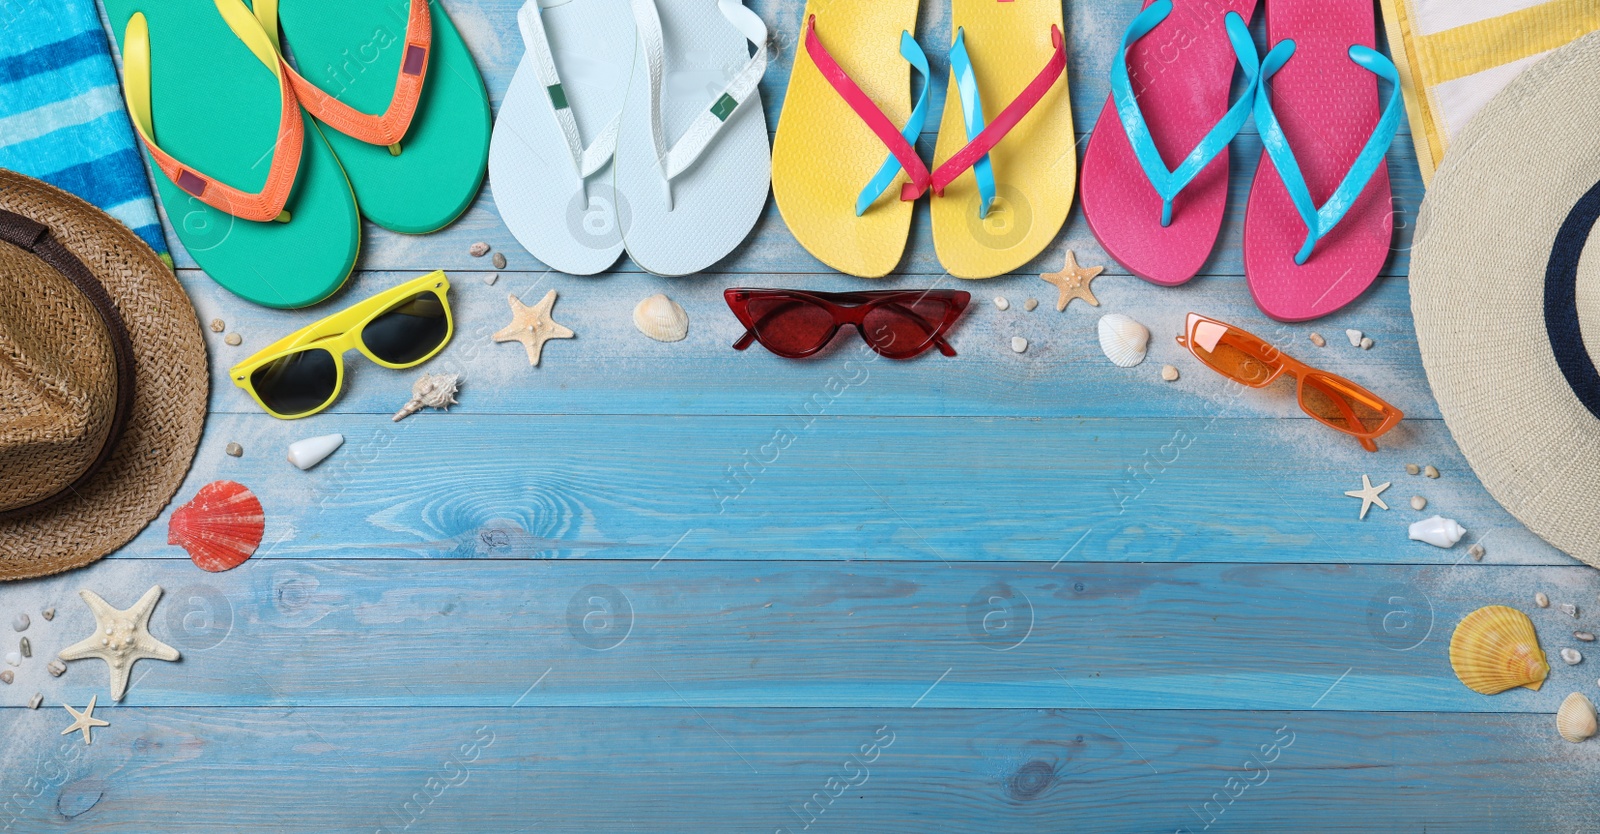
left=0, top=209, right=138, bottom=522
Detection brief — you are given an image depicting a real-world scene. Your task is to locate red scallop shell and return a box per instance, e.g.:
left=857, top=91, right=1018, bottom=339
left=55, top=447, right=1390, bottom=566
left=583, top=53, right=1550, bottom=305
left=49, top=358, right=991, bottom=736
left=168, top=480, right=264, bottom=572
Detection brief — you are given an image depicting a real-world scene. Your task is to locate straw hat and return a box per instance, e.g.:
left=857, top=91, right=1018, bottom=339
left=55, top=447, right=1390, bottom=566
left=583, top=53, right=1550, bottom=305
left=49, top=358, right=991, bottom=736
left=1411, top=32, right=1600, bottom=568
left=0, top=170, right=207, bottom=580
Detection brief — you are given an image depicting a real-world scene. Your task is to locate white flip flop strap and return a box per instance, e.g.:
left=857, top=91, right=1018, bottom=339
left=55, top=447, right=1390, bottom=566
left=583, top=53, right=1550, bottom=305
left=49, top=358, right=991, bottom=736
left=629, top=0, right=766, bottom=182
left=518, top=0, right=620, bottom=178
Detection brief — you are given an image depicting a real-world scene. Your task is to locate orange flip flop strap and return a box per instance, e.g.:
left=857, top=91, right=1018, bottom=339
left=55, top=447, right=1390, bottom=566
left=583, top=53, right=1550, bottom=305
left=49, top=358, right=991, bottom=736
left=277, top=0, right=432, bottom=148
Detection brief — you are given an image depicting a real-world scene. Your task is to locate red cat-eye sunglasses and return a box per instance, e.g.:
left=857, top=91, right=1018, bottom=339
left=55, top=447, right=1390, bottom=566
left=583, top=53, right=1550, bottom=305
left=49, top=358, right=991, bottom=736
left=724, top=288, right=971, bottom=360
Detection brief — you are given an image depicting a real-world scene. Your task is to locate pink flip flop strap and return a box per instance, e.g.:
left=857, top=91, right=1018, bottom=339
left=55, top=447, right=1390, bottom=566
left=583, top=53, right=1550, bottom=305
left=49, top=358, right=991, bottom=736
left=803, top=15, right=932, bottom=198
left=279, top=0, right=432, bottom=148
left=906, top=25, right=1066, bottom=202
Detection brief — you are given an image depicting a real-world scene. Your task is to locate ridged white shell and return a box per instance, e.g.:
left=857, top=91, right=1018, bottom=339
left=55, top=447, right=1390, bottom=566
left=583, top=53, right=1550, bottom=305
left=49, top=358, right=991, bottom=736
left=1409, top=515, right=1466, bottom=548
left=1097, top=314, right=1149, bottom=368
left=1558, top=692, right=1596, bottom=742
left=633, top=294, right=688, bottom=342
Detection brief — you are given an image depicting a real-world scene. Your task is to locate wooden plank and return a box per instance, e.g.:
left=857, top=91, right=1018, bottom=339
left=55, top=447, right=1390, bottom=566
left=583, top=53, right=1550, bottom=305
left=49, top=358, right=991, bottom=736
left=0, top=707, right=1586, bottom=833
left=9, top=560, right=1590, bottom=711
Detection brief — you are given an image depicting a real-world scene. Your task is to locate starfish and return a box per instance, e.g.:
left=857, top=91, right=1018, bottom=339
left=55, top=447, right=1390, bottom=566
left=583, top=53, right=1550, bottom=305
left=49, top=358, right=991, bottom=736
left=58, top=585, right=180, bottom=701
left=1040, top=250, right=1106, bottom=311
left=493, top=289, right=574, bottom=366
left=1344, top=474, right=1391, bottom=520
left=60, top=695, right=109, bottom=745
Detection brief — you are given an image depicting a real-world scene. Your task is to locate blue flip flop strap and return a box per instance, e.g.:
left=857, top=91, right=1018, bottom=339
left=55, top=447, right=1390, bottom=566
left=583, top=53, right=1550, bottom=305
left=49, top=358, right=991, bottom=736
left=855, top=32, right=932, bottom=217
left=1110, top=0, right=1260, bottom=227
left=948, top=27, right=996, bottom=218
left=1254, top=42, right=1403, bottom=264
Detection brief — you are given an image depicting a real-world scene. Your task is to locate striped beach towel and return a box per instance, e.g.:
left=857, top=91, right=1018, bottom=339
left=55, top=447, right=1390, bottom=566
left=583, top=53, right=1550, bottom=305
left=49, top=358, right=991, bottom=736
left=0, top=0, right=169, bottom=262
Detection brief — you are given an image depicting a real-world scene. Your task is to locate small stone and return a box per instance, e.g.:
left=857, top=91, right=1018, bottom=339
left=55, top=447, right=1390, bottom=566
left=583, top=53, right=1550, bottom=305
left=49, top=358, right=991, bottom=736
left=1309, top=332, right=1326, bottom=347
left=1024, top=299, right=1038, bottom=312
left=225, top=333, right=243, bottom=347
left=19, top=637, right=28, bottom=658
left=0, top=671, right=11, bottom=685
left=1346, top=329, right=1363, bottom=347
left=27, top=693, right=41, bottom=710
left=469, top=241, right=490, bottom=257
left=1537, top=593, right=1550, bottom=608
left=1563, top=648, right=1584, bottom=665
left=209, top=318, right=226, bottom=333
left=225, top=442, right=243, bottom=457
left=483, top=273, right=498, bottom=286
left=1424, top=465, right=1440, bottom=479
left=1410, top=495, right=1426, bottom=511
left=4, top=652, right=18, bottom=667
left=993, top=297, right=1010, bottom=311
left=1360, top=336, right=1374, bottom=350
left=40, top=608, right=53, bottom=621
left=1406, top=464, right=1420, bottom=475
left=1562, top=603, right=1580, bottom=618
left=1010, top=336, right=1028, bottom=354
left=46, top=659, right=65, bottom=677
left=1468, top=543, right=1485, bottom=561
left=492, top=252, right=507, bottom=269
left=1577, top=631, right=1596, bottom=642
left=11, top=614, right=26, bottom=632
left=1161, top=364, right=1179, bottom=382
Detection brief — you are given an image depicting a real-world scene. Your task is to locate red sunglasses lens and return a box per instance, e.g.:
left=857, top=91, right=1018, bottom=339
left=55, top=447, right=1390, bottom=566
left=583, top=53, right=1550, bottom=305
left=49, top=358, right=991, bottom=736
left=744, top=295, right=835, bottom=356
left=861, top=296, right=956, bottom=357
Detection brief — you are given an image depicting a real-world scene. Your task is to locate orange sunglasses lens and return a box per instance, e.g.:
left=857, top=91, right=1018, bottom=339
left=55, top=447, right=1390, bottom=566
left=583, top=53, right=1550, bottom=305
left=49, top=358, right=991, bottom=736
left=1184, top=316, right=1283, bottom=388
left=1299, top=373, right=1396, bottom=436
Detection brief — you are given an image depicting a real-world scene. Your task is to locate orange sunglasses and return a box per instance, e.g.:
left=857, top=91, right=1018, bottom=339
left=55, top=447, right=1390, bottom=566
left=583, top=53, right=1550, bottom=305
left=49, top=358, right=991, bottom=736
left=1176, top=313, right=1404, bottom=452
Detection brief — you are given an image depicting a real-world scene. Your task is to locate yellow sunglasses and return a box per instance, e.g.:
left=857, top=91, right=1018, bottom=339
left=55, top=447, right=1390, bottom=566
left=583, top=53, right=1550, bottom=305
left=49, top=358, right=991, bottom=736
left=230, top=271, right=454, bottom=419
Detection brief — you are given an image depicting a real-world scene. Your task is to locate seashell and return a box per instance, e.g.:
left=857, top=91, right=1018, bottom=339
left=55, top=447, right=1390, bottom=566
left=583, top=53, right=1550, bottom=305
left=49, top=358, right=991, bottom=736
left=1409, top=516, right=1466, bottom=548
left=287, top=434, right=344, bottom=471
left=633, top=294, right=689, bottom=343
left=1024, top=299, right=1038, bottom=312
left=993, top=297, right=1009, bottom=311
left=1010, top=337, right=1028, bottom=354
left=394, top=373, right=460, bottom=422
left=40, top=608, right=53, bottom=621
left=46, top=659, right=65, bottom=677
left=1406, top=464, right=1420, bottom=475
left=1309, top=332, right=1326, bottom=347
left=1577, top=631, right=1595, bottom=642
left=11, top=613, right=26, bottom=632
left=169, top=480, right=264, bottom=573
left=1558, top=692, right=1597, bottom=742
left=1161, top=364, right=1179, bottom=382
left=4, top=652, right=17, bottom=667
left=1537, top=593, right=1550, bottom=608
left=1469, top=543, right=1485, bottom=561
left=1449, top=605, right=1549, bottom=694
left=1563, top=603, right=1580, bottom=618
left=1346, top=329, right=1363, bottom=346
left=225, top=442, right=243, bottom=457
left=1410, top=495, right=1427, bottom=511
left=1097, top=314, right=1150, bottom=368
left=492, top=252, right=507, bottom=269
left=1424, top=465, right=1440, bottom=479
left=209, top=319, right=225, bottom=333
left=469, top=242, right=490, bottom=257
left=27, top=693, right=40, bottom=709
left=0, top=671, right=11, bottom=685
left=19, top=637, right=28, bottom=658
left=1562, top=648, right=1584, bottom=665
left=1360, top=336, right=1374, bottom=350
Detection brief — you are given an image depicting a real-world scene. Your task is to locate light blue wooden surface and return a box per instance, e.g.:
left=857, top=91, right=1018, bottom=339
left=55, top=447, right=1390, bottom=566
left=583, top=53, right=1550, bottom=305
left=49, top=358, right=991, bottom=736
left=1, top=0, right=1592, bottom=831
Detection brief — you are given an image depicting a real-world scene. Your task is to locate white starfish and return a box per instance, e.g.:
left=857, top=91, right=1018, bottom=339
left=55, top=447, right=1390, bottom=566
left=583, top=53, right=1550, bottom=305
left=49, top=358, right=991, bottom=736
left=1344, top=474, right=1391, bottom=520
left=58, top=586, right=180, bottom=701
left=60, top=695, right=109, bottom=745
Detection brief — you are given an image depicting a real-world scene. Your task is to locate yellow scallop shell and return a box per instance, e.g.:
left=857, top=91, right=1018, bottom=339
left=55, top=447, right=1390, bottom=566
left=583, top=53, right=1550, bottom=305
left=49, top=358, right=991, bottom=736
left=1449, top=605, right=1549, bottom=695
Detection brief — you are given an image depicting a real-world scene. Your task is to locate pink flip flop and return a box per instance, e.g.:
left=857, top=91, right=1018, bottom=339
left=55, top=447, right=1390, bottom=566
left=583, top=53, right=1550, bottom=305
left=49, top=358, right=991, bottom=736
left=1242, top=0, right=1403, bottom=322
left=1082, top=0, right=1259, bottom=287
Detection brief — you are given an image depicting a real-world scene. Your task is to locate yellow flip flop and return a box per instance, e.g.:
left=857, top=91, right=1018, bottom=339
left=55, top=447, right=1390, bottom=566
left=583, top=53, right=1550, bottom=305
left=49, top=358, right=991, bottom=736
left=929, top=0, right=1073, bottom=279
left=772, top=0, right=926, bottom=278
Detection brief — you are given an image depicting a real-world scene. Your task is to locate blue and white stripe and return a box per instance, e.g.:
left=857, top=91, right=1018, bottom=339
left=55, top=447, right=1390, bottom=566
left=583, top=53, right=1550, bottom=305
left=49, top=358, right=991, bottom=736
left=0, top=1, right=169, bottom=261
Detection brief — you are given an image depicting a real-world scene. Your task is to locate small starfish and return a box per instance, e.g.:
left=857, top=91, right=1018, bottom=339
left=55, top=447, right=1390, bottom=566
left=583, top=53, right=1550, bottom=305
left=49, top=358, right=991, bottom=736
left=1344, top=474, right=1391, bottom=520
left=493, top=289, right=574, bottom=366
left=1040, top=250, right=1106, bottom=311
left=58, top=585, right=180, bottom=701
left=60, top=695, right=109, bottom=745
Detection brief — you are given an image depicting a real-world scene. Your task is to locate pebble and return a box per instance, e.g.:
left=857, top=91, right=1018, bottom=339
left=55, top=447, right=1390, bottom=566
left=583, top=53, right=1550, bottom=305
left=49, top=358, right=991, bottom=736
left=1410, top=495, right=1426, bottom=511
left=1010, top=336, right=1028, bottom=354
left=11, top=614, right=25, bottom=632
left=40, top=608, right=53, bottom=621
left=994, top=297, right=1010, bottom=311
left=225, top=442, right=243, bottom=457
left=46, top=659, right=65, bottom=677
left=1360, top=336, right=1374, bottom=350
left=1424, top=465, right=1440, bottom=479
left=1309, top=332, right=1326, bottom=347
left=18, top=637, right=28, bottom=658
left=1161, top=364, right=1179, bottom=382
left=1562, top=603, right=1580, bottom=618
left=1537, top=592, right=1550, bottom=608
left=1563, top=648, right=1584, bottom=665
left=0, top=671, right=11, bottom=685
left=492, top=252, right=507, bottom=269
left=4, top=652, right=18, bottom=667
left=27, top=693, right=40, bottom=710
left=1468, top=543, right=1485, bottom=561
left=1346, top=329, right=1363, bottom=347
left=209, top=318, right=226, bottom=333
left=483, top=273, right=498, bottom=286
left=225, top=333, right=243, bottom=347
left=1577, top=631, right=1596, bottom=642
left=1406, top=464, right=1420, bottom=475
left=469, top=242, right=490, bottom=257
left=1024, top=299, right=1038, bottom=312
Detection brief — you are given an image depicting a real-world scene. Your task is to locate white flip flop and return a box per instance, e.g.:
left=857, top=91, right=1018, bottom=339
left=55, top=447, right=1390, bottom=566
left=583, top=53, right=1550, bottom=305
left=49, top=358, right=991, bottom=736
left=489, top=0, right=633, bottom=275
left=611, top=0, right=770, bottom=277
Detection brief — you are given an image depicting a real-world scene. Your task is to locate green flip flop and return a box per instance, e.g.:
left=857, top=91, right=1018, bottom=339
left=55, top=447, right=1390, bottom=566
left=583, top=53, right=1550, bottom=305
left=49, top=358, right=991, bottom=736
left=251, top=0, right=491, bottom=234
left=105, top=0, right=359, bottom=309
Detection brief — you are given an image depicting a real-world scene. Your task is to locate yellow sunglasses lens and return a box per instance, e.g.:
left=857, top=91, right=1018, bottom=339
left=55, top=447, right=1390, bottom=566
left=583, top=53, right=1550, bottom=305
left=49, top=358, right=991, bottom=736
left=249, top=348, right=339, bottom=417
left=362, top=290, right=450, bottom=365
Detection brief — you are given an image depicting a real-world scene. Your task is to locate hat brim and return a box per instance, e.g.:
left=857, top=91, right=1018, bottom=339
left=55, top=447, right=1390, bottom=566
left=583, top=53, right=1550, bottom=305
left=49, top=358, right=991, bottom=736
left=1411, top=32, right=1600, bottom=567
left=0, top=170, right=208, bottom=580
